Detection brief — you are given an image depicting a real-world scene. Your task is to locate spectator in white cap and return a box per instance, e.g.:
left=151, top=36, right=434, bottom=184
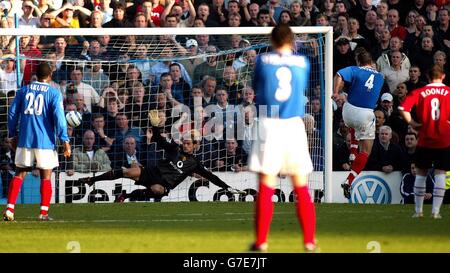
left=179, top=39, right=202, bottom=81
left=381, top=92, right=393, bottom=102
left=186, top=39, right=198, bottom=48
left=377, top=92, right=394, bottom=120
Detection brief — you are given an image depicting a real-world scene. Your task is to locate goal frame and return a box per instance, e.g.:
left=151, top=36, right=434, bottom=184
left=1, top=26, right=334, bottom=202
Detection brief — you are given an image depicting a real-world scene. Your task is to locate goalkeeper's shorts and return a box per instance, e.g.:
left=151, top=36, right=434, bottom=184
left=136, top=166, right=170, bottom=194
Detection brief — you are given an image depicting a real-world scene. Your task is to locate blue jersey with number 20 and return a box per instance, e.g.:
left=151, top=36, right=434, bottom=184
left=253, top=52, right=310, bottom=119
left=8, top=81, right=69, bottom=150
left=337, top=66, right=384, bottom=109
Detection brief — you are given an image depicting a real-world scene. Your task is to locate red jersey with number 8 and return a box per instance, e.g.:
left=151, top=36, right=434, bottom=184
left=399, top=83, right=450, bottom=148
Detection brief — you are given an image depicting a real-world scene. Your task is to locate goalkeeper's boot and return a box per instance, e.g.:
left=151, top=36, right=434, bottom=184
left=79, top=177, right=94, bottom=186
left=341, top=182, right=351, bottom=199
left=411, top=212, right=424, bottom=218
left=249, top=242, right=268, bottom=253
left=38, top=214, right=53, bottom=221
left=227, top=187, right=246, bottom=195
left=3, top=210, right=14, bottom=221
left=431, top=213, right=442, bottom=219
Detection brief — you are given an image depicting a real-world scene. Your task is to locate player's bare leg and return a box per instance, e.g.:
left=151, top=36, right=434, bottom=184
left=250, top=174, right=276, bottom=252
left=79, top=166, right=141, bottom=186
left=76, top=167, right=165, bottom=202
left=292, top=174, right=317, bottom=252
left=38, top=169, right=54, bottom=221
left=3, top=168, right=29, bottom=221
left=342, top=139, right=373, bottom=199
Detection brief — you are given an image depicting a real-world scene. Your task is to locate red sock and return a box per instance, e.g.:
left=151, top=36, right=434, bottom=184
left=255, top=182, right=275, bottom=246
left=6, top=176, right=24, bottom=213
left=294, top=185, right=316, bottom=246
left=40, top=179, right=52, bottom=216
left=347, top=152, right=369, bottom=185
left=349, top=128, right=359, bottom=160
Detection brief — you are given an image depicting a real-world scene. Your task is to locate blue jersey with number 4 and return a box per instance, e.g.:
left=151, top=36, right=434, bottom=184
left=253, top=52, right=310, bottom=119
left=8, top=81, right=69, bottom=150
left=337, top=66, right=384, bottom=109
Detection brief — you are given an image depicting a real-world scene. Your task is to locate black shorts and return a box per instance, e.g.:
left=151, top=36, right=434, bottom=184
left=136, top=166, right=170, bottom=194
left=414, top=146, right=450, bottom=170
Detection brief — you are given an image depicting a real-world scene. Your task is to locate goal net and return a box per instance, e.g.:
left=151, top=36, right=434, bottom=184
left=0, top=27, right=333, bottom=204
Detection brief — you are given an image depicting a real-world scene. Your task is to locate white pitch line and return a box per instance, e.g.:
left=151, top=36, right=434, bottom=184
left=224, top=211, right=293, bottom=215
left=2, top=211, right=292, bottom=224
left=2, top=218, right=253, bottom=224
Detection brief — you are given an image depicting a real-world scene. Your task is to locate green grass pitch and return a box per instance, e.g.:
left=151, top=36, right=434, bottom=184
left=0, top=203, right=449, bottom=253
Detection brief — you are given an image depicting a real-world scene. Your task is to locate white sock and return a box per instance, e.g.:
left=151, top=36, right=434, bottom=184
left=432, top=174, right=446, bottom=215
left=414, top=175, right=426, bottom=214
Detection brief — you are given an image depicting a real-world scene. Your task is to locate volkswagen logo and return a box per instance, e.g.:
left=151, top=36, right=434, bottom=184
left=350, top=175, right=392, bottom=204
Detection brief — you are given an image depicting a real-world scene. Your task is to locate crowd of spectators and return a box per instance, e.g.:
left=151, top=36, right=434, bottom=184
left=1, top=0, right=450, bottom=203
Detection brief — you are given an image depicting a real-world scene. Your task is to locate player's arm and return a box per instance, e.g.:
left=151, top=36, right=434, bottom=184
left=73, top=4, right=92, bottom=17
left=333, top=73, right=345, bottom=101
left=193, top=161, right=246, bottom=194
left=185, top=0, right=197, bottom=26
left=398, top=109, right=422, bottom=129
left=398, top=93, right=422, bottom=129
left=160, top=0, right=175, bottom=26
left=149, top=125, right=179, bottom=155
left=52, top=91, right=71, bottom=157
left=399, top=109, right=412, bottom=124
left=193, top=162, right=230, bottom=189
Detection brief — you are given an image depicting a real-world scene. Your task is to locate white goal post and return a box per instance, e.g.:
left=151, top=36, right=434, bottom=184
left=0, top=26, right=334, bottom=203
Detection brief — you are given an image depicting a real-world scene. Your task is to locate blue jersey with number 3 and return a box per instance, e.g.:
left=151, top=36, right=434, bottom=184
left=253, top=52, right=310, bottom=119
left=337, top=66, right=384, bottom=109
left=8, top=81, right=69, bottom=150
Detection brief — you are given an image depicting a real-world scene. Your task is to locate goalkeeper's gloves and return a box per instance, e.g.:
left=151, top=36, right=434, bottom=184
left=148, top=109, right=160, bottom=127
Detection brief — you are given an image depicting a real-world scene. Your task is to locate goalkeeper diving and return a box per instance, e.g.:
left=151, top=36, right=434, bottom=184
left=78, top=110, right=245, bottom=202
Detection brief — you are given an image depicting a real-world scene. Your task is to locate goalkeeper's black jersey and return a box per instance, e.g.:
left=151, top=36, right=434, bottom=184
left=152, top=127, right=229, bottom=190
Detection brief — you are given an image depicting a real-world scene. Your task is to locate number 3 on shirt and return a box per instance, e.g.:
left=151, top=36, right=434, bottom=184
left=365, top=74, right=375, bottom=91
left=24, top=93, right=44, bottom=115
left=275, top=67, right=292, bottom=102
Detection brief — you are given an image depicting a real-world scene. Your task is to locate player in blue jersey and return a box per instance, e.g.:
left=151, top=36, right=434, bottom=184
left=3, top=62, right=71, bottom=221
left=333, top=48, right=385, bottom=199
left=249, top=24, right=317, bottom=253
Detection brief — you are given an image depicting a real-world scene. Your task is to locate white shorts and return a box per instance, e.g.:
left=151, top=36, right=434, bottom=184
left=15, top=148, right=59, bottom=169
left=249, top=117, right=313, bottom=176
left=342, top=102, right=376, bottom=140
